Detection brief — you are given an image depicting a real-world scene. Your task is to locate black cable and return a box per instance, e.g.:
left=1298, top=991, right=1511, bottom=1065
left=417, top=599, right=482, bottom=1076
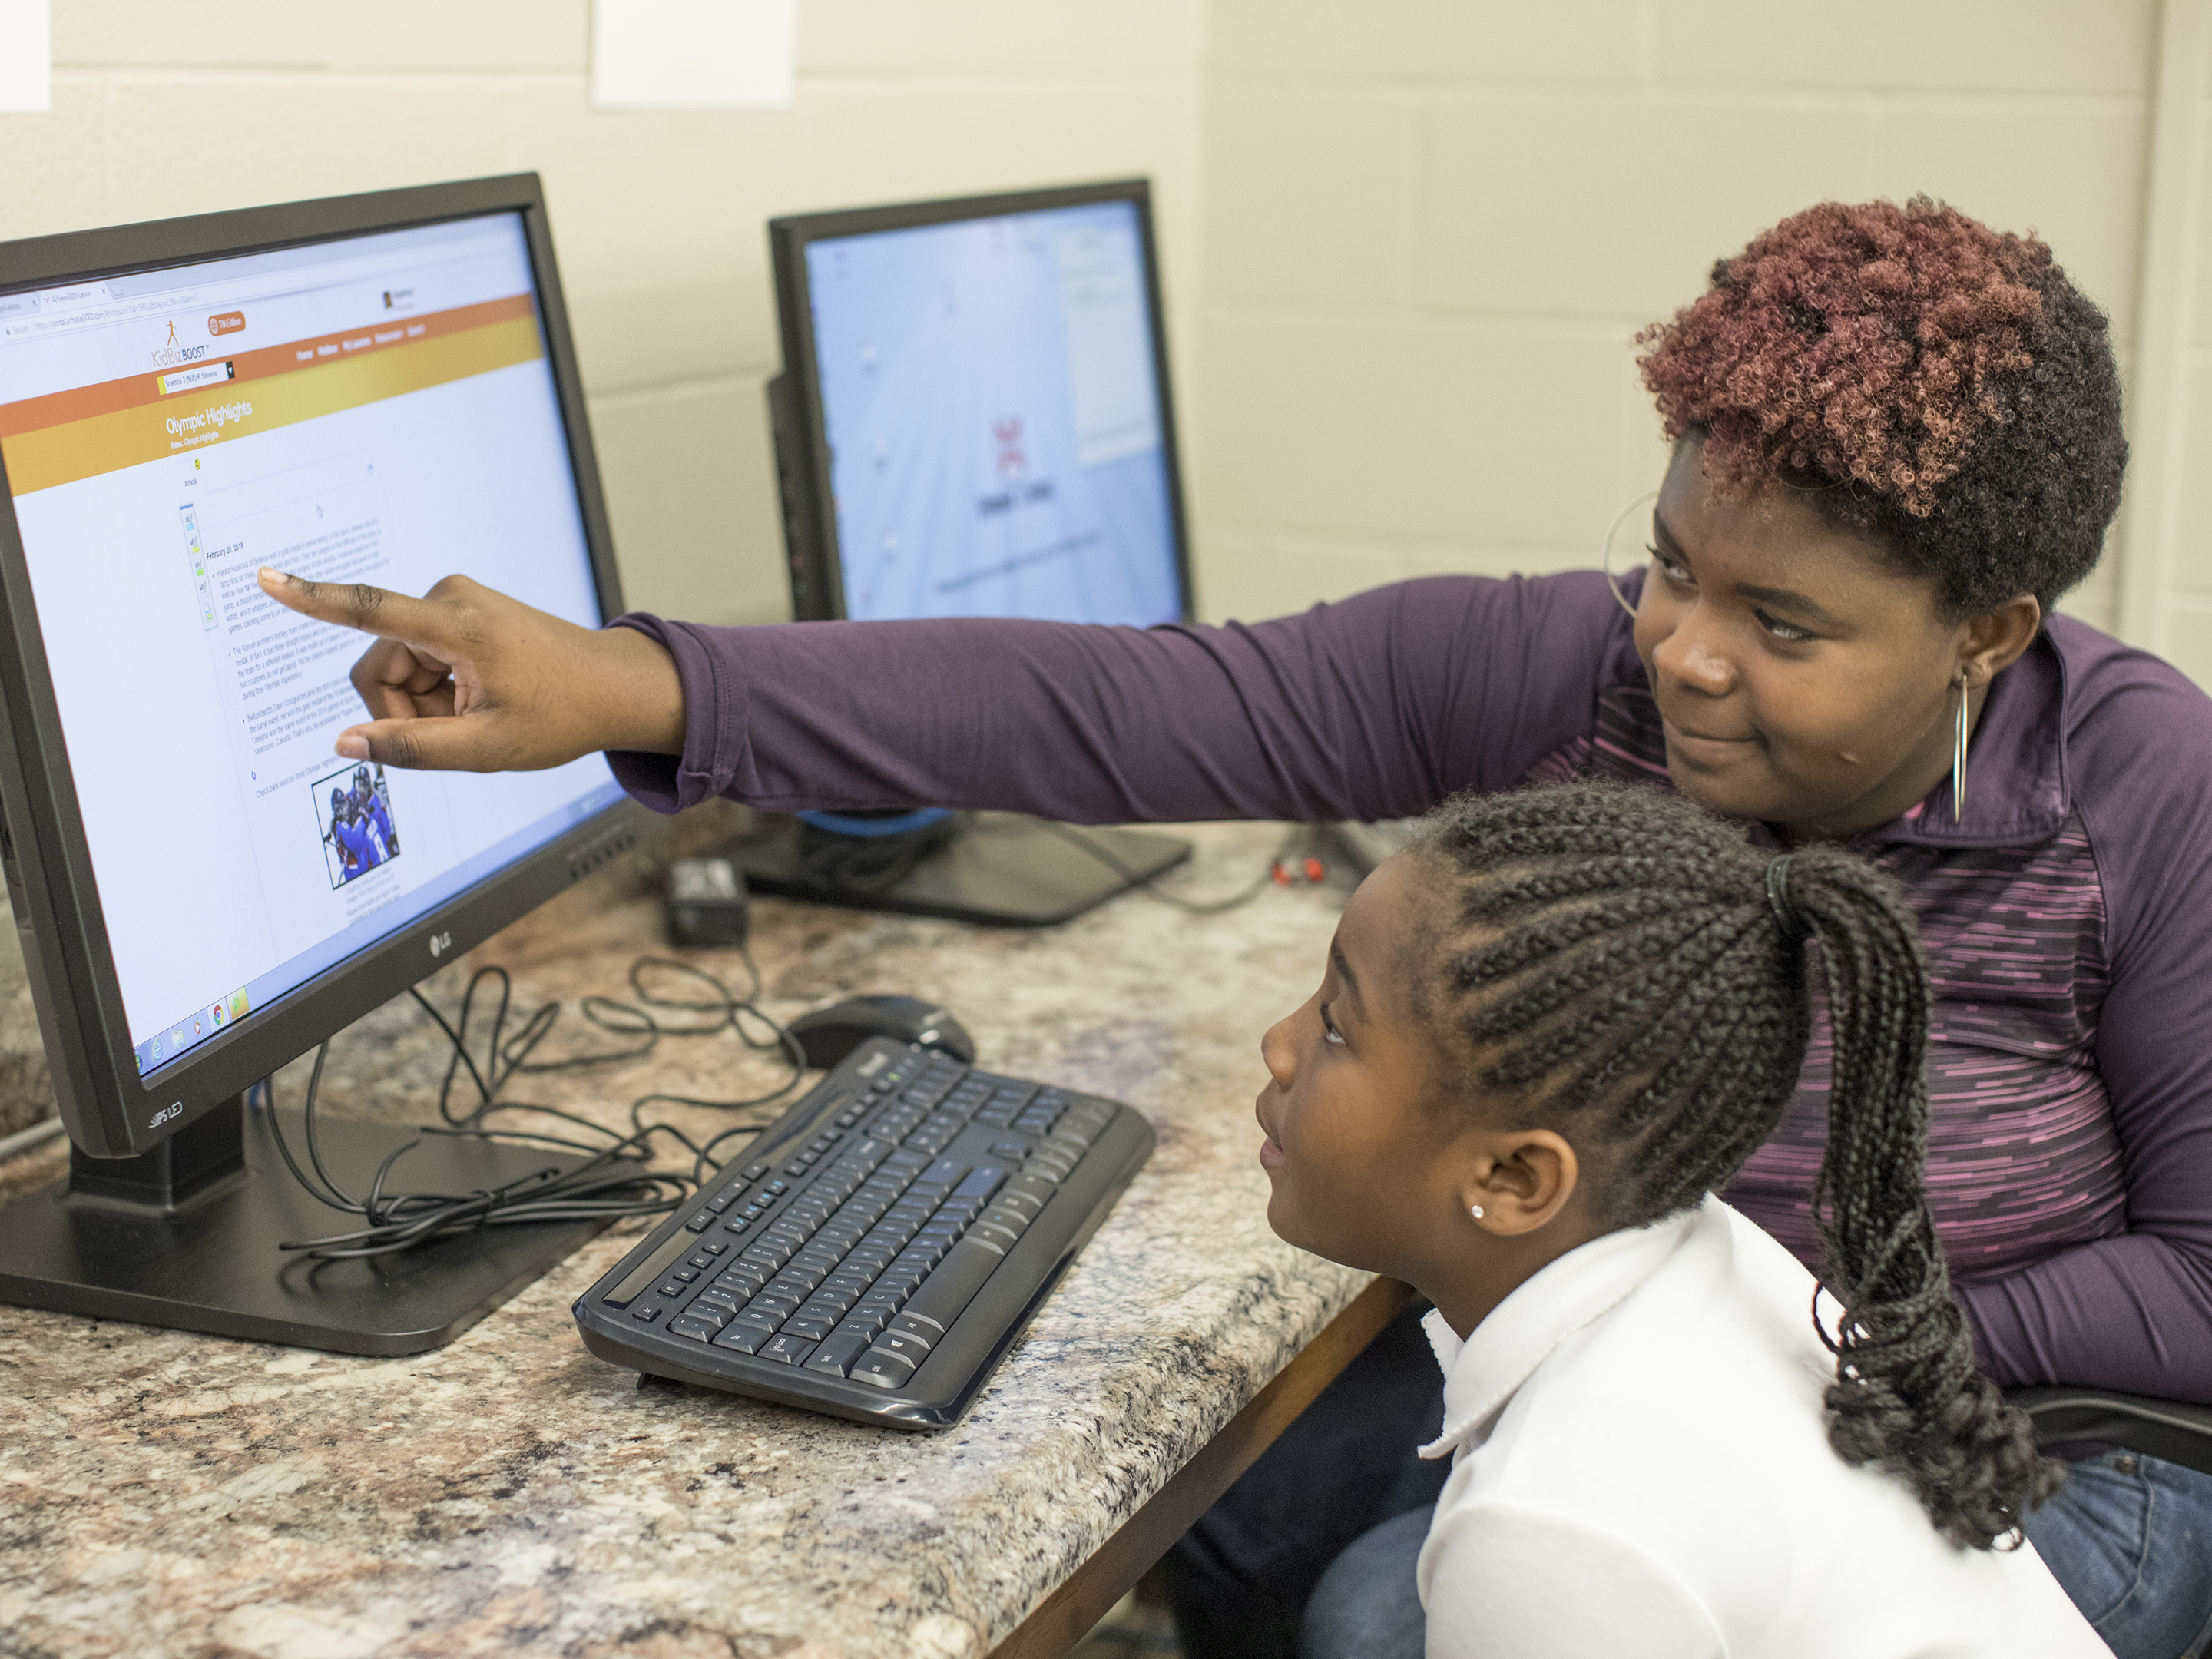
left=259, top=949, right=809, bottom=1260
left=1027, top=820, right=1302, bottom=916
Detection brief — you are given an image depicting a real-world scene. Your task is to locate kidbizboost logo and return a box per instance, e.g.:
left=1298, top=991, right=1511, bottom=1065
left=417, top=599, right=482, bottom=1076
left=151, top=318, right=217, bottom=371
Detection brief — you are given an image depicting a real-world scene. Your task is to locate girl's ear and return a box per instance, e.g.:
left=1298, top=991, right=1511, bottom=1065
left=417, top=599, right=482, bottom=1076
left=1462, top=1128, right=1581, bottom=1237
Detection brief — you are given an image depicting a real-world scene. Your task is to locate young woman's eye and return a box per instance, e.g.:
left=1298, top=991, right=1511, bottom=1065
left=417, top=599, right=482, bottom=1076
left=1754, top=609, right=1816, bottom=644
left=1649, top=546, right=1693, bottom=587
left=1320, top=1003, right=1347, bottom=1046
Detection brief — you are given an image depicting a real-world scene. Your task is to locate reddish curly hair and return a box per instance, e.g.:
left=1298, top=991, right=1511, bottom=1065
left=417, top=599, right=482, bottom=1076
left=1637, top=198, right=2125, bottom=614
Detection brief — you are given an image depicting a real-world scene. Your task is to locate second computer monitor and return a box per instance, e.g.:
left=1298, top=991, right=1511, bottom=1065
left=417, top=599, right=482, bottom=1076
left=767, top=179, right=1192, bottom=627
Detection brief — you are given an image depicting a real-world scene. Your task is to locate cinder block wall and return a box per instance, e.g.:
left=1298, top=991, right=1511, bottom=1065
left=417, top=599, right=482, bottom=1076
left=0, top=4, right=2188, bottom=658
left=2, top=1, right=1207, bottom=626
left=1193, top=1, right=2155, bottom=634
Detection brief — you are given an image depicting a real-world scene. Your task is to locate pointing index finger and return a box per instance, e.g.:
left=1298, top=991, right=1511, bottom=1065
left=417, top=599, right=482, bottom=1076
left=257, top=568, right=452, bottom=647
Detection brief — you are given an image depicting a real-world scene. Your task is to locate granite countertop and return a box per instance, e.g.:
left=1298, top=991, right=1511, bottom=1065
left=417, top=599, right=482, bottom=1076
left=0, top=818, right=1370, bottom=1659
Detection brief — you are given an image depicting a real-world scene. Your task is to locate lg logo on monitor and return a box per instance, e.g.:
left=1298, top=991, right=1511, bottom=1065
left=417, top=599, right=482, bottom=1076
left=428, top=931, right=453, bottom=959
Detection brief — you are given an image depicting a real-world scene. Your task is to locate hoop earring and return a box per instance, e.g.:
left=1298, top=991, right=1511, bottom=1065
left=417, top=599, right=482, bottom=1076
left=1599, top=491, right=1659, bottom=620
left=1952, top=670, right=1971, bottom=822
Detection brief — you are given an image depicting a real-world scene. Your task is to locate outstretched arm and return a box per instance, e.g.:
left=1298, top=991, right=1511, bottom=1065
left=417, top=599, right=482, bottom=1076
left=260, top=563, right=1634, bottom=826
left=608, top=573, right=1633, bottom=825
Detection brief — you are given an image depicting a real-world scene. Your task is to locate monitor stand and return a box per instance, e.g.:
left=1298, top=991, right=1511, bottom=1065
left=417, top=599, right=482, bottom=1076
left=0, top=1094, right=611, bottom=1356
left=728, top=811, right=1192, bottom=927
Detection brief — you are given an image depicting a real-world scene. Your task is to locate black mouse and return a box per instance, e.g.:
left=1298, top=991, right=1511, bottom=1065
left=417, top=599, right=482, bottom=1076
left=787, top=995, right=976, bottom=1071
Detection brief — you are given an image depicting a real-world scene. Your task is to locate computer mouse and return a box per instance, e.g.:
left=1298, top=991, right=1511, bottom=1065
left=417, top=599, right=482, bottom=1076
left=787, top=995, right=976, bottom=1071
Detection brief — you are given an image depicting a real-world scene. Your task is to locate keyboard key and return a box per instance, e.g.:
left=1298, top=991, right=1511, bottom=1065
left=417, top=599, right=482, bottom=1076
left=902, top=1238, right=1003, bottom=1332
left=836, top=1312, right=889, bottom=1343
left=782, top=1315, right=836, bottom=1341
left=806, top=1332, right=873, bottom=1378
left=749, top=1293, right=800, bottom=1320
left=657, top=1280, right=687, bottom=1299
left=922, top=1158, right=972, bottom=1190
left=892, top=1309, right=946, bottom=1338
left=873, top=1329, right=932, bottom=1366
left=952, top=1166, right=1007, bottom=1202
left=693, top=1291, right=743, bottom=1317
left=972, top=1222, right=1022, bottom=1253
left=713, top=1323, right=767, bottom=1354
left=981, top=1205, right=1032, bottom=1236
left=685, top=1210, right=715, bottom=1231
left=631, top=1303, right=663, bottom=1323
left=729, top=1309, right=781, bottom=1339
left=668, top=1317, right=720, bottom=1343
left=995, top=1190, right=1044, bottom=1220
left=989, top=1139, right=1030, bottom=1160
left=848, top=1349, right=917, bottom=1389
left=760, top=1333, right=817, bottom=1366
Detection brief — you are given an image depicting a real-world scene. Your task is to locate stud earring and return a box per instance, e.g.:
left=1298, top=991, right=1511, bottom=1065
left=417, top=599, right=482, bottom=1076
left=1469, top=1204, right=1485, bottom=1221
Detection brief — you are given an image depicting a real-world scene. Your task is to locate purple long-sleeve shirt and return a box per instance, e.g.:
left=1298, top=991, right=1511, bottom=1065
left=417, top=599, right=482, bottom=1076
left=610, top=571, right=2212, bottom=1404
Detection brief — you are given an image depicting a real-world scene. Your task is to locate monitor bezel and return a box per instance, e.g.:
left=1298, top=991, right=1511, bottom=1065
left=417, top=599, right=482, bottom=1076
left=767, top=177, right=1195, bottom=626
left=0, top=173, right=649, bottom=1158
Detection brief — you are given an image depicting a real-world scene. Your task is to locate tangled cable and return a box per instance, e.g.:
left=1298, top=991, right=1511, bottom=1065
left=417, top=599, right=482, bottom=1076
left=260, top=949, right=808, bottom=1260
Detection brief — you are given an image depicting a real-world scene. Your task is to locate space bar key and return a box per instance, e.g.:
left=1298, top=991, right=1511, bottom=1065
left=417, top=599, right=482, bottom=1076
left=901, top=1239, right=1005, bottom=1333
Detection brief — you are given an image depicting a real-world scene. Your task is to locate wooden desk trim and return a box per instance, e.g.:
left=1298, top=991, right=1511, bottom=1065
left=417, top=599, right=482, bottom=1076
left=985, top=1276, right=1416, bottom=1659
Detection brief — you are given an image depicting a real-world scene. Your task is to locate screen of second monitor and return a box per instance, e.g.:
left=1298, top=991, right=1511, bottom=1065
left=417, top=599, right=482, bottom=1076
left=803, top=198, right=1182, bottom=627
left=0, top=211, right=624, bottom=1080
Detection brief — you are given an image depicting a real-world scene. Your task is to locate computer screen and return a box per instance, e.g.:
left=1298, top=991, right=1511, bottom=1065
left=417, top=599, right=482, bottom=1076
left=794, top=193, right=1184, bottom=626
left=0, top=210, right=624, bottom=1083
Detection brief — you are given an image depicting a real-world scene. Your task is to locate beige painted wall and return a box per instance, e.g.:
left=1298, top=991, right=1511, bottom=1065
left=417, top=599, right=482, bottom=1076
left=1194, top=1, right=2156, bottom=637
left=1, top=1, right=1207, bottom=626
left=0, top=3, right=2186, bottom=659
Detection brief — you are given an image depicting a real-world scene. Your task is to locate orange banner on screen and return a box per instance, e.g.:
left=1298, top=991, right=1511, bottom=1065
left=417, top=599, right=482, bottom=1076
left=1, top=305, right=544, bottom=495
left=0, top=293, right=538, bottom=442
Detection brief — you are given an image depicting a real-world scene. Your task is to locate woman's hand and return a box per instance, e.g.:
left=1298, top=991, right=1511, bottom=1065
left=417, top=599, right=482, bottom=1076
left=254, top=568, right=686, bottom=770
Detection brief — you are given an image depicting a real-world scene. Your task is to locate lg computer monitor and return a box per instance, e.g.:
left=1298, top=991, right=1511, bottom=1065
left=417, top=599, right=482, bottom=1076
left=766, top=178, right=1193, bottom=628
left=752, top=180, right=1194, bottom=926
left=0, top=175, right=648, bottom=1351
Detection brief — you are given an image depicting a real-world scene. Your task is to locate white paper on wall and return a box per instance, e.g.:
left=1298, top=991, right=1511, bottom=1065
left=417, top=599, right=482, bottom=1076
left=0, top=0, right=51, bottom=114
left=591, top=0, right=796, bottom=110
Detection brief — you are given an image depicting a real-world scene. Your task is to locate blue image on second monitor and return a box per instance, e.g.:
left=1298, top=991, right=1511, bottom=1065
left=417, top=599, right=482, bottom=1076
left=805, top=200, right=1182, bottom=628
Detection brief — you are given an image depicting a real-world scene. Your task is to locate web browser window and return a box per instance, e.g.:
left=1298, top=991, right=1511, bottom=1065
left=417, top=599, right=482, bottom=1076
left=0, top=212, right=624, bottom=1076
left=803, top=199, right=1181, bottom=625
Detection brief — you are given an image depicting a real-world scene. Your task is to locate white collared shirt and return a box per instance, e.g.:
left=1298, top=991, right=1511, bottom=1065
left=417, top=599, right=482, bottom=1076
left=1415, top=1197, right=2111, bottom=1658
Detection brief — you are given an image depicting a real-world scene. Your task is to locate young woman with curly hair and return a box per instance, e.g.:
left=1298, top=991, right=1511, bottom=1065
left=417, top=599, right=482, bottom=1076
left=262, top=197, right=2212, bottom=1657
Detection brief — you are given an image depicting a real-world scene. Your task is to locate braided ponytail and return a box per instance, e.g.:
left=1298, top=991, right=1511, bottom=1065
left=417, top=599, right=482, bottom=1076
left=1772, top=846, right=2065, bottom=1546
left=1413, top=780, right=2061, bottom=1548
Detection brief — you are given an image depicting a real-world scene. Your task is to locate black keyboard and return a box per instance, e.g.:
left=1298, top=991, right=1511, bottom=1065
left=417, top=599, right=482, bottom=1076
left=572, top=1038, right=1154, bottom=1428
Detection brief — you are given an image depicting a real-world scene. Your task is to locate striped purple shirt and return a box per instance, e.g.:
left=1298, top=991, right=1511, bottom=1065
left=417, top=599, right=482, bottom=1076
left=611, top=571, right=2212, bottom=1403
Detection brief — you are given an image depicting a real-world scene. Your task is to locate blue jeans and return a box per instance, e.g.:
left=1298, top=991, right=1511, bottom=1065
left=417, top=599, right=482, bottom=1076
left=2022, top=1451, right=2212, bottom=1659
left=1296, top=1449, right=2212, bottom=1659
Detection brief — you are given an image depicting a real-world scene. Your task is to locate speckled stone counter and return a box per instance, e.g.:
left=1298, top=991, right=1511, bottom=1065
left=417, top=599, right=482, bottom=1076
left=0, top=819, right=1372, bottom=1659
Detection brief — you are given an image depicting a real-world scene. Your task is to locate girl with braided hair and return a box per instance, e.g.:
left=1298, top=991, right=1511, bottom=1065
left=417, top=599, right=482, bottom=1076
left=1254, top=781, right=2103, bottom=1655
left=263, top=195, right=2212, bottom=1651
